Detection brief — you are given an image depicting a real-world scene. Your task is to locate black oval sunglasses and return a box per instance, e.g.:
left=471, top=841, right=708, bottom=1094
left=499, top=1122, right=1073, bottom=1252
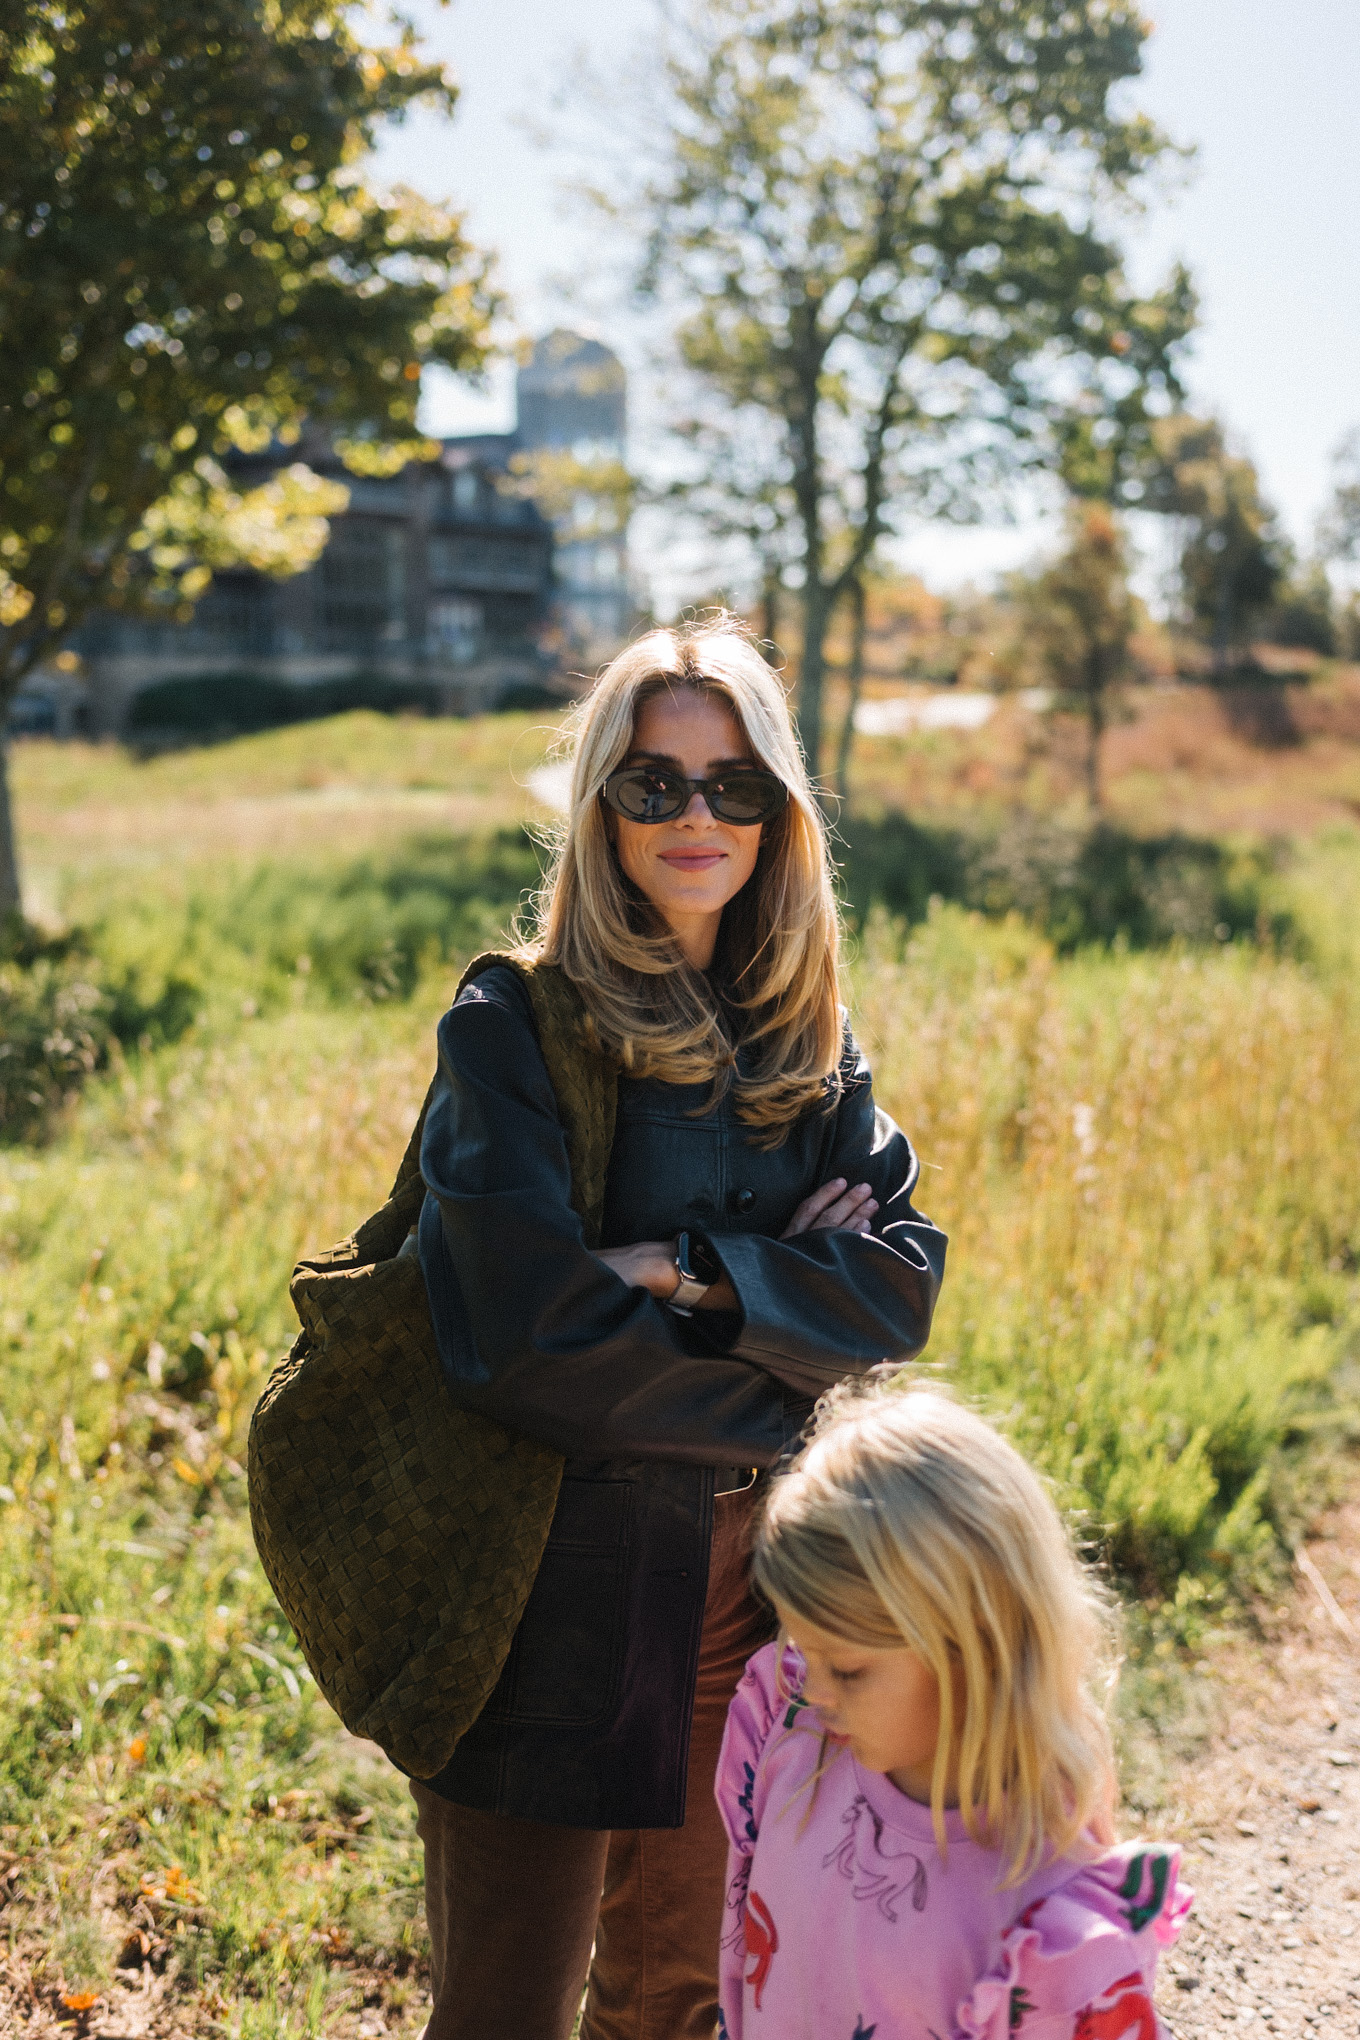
left=600, top=763, right=789, bottom=826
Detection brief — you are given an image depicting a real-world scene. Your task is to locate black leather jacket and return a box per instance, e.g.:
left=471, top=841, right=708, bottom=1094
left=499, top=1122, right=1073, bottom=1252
left=416, top=964, right=946, bottom=1828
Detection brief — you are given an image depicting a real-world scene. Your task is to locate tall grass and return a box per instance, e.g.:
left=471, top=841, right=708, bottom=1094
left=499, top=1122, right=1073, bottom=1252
left=855, top=909, right=1359, bottom=1589
left=0, top=829, right=1356, bottom=2027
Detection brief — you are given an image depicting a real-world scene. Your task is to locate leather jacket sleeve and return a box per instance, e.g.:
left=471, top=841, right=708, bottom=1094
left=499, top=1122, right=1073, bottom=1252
left=417, top=972, right=946, bottom=1463
left=703, top=1033, right=948, bottom=1400
left=417, top=974, right=792, bottom=1467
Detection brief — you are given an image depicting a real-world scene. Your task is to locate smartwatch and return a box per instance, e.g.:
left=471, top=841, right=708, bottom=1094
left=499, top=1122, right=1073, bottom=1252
left=668, top=1230, right=722, bottom=1312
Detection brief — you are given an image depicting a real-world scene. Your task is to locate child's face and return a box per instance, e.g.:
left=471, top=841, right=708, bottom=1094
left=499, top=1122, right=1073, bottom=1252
left=780, top=1612, right=945, bottom=1805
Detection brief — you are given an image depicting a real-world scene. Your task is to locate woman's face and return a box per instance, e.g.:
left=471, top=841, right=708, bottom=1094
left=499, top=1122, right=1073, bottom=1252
left=610, top=686, right=766, bottom=968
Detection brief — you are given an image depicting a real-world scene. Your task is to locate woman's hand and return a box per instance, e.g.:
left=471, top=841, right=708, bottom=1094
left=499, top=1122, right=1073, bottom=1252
left=596, top=1183, right=878, bottom=1309
left=781, top=1178, right=877, bottom=1240
left=595, top=1241, right=738, bottom=1313
left=596, top=1241, right=678, bottom=1298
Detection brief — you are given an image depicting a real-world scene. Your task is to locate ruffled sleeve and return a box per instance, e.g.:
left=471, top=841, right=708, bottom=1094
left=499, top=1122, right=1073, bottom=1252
left=714, top=1640, right=795, bottom=1854
left=714, top=1642, right=807, bottom=2040
left=955, top=1844, right=1193, bottom=2040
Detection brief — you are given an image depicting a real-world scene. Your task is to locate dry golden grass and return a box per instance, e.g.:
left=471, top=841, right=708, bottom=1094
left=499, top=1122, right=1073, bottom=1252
left=837, top=671, right=1360, bottom=838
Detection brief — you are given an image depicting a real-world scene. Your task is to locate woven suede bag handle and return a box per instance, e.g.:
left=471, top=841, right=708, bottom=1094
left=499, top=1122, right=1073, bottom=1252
left=247, top=952, right=617, bottom=1778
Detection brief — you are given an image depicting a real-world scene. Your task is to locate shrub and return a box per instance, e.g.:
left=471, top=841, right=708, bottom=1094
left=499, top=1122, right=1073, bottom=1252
left=0, top=920, right=204, bottom=1144
left=125, top=670, right=445, bottom=736
left=837, top=812, right=1288, bottom=951
left=0, top=945, right=107, bottom=1142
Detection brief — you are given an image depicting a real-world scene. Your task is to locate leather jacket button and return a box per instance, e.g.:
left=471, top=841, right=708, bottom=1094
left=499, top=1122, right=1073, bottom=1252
left=732, top=1187, right=757, bottom=1214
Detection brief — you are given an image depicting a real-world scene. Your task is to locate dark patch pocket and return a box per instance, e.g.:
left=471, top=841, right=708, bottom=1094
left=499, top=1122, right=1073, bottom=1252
left=499, top=1478, right=632, bottom=1729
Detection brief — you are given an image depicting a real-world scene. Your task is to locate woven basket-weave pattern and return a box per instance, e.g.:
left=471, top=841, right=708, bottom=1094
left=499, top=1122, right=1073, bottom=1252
left=247, top=952, right=616, bottom=1778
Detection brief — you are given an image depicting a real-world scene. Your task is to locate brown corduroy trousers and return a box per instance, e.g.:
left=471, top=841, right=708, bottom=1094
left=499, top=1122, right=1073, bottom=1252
left=410, top=1487, right=766, bottom=2040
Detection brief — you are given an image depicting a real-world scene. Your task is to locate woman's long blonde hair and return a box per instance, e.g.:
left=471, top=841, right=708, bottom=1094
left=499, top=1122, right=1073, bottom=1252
left=534, top=616, right=843, bottom=1138
left=753, top=1382, right=1119, bottom=1882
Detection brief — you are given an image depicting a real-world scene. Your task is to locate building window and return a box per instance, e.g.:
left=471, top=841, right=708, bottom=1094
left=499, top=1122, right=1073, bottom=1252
left=319, top=520, right=405, bottom=647
left=429, top=598, right=484, bottom=663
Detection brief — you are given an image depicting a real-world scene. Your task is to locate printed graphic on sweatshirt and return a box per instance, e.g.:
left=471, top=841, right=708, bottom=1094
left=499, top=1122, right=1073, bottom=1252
left=1072, top=1970, right=1157, bottom=2039
left=1117, top=1851, right=1175, bottom=1936
left=743, top=1889, right=779, bottom=2009
left=822, top=1795, right=929, bottom=1921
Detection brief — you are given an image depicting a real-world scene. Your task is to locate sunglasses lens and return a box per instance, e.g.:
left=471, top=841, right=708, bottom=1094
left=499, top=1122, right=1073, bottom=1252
left=603, top=767, right=786, bottom=823
left=708, top=773, right=786, bottom=823
left=607, top=768, right=686, bottom=821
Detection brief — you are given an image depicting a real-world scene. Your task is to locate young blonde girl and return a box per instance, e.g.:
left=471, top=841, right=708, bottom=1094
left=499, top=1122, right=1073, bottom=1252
left=714, top=1383, right=1191, bottom=2040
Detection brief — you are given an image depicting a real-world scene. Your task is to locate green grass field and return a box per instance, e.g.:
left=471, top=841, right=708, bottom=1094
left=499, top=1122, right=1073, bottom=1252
left=2, top=713, right=1358, bottom=2035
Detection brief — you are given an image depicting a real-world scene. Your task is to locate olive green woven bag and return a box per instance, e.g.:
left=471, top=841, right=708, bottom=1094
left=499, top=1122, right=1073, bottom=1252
left=247, top=951, right=617, bottom=1779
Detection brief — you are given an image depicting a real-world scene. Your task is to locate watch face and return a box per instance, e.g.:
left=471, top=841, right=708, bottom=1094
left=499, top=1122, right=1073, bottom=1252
left=688, top=1234, right=722, bottom=1285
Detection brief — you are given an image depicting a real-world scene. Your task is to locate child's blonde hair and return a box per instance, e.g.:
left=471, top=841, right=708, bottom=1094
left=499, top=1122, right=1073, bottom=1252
left=752, top=1380, right=1118, bottom=1883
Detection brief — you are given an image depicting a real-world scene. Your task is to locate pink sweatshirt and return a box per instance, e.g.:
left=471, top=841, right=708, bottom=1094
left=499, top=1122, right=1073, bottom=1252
left=714, top=1643, right=1192, bottom=2040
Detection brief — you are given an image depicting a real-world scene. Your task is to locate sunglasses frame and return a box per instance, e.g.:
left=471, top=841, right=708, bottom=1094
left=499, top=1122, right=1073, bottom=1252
left=599, top=764, right=789, bottom=827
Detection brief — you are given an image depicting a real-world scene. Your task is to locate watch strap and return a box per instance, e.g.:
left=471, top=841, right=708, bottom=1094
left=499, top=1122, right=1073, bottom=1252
left=669, top=1230, right=712, bottom=1311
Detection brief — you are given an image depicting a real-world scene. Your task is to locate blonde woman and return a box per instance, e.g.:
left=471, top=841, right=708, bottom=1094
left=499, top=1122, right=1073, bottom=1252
left=715, top=1385, right=1192, bottom=2038
left=412, top=618, right=947, bottom=2040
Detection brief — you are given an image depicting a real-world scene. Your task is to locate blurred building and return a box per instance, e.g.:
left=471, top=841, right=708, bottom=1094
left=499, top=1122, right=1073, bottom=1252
left=14, top=329, right=634, bottom=738
left=445, top=330, right=635, bottom=664
left=63, top=434, right=556, bottom=737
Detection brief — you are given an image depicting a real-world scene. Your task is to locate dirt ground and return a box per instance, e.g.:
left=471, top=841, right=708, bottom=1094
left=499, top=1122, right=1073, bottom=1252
left=1152, top=1497, right=1360, bottom=2038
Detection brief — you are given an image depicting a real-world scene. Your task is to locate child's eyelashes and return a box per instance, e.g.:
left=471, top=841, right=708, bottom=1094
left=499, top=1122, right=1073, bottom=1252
left=829, top=1666, right=865, bottom=1684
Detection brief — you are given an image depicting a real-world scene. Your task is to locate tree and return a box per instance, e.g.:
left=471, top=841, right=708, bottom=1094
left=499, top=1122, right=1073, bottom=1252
left=0, top=0, right=498, bottom=913
left=616, top=0, right=1193, bottom=780
left=1318, top=427, right=1360, bottom=566
left=504, top=445, right=637, bottom=658
left=830, top=568, right=867, bottom=800
left=1145, top=416, right=1285, bottom=672
left=1019, top=500, right=1136, bottom=811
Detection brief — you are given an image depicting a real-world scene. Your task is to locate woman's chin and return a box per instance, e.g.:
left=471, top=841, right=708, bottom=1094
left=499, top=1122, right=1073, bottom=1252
left=649, top=883, right=741, bottom=923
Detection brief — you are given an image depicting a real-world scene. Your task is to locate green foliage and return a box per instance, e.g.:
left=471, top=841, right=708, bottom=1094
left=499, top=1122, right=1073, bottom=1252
left=125, top=671, right=451, bottom=736
left=1318, top=425, right=1360, bottom=567
left=621, top=0, right=1194, bottom=772
left=0, top=830, right=544, bottom=1140
left=0, top=0, right=498, bottom=696
left=0, top=917, right=196, bottom=1143
left=92, top=828, right=543, bottom=1013
left=1266, top=562, right=1337, bottom=656
left=859, top=907, right=1360, bottom=1591
left=4, top=804, right=1299, bottom=1143
left=837, top=811, right=1288, bottom=953
left=0, top=934, right=106, bottom=1141
left=1146, top=415, right=1288, bottom=664
left=1010, top=502, right=1138, bottom=808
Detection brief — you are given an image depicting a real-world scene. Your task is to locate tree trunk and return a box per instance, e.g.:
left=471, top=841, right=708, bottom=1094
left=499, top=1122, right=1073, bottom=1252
left=1213, top=565, right=1233, bottom=677
left=1085, top=650, right=1105, bottom=814
left=760, top=567, right=780, bottom=659
left=0, top=743, right=20, bottom=922
left=797, top=578, right=834, bottom=784
left=833, top=575, right=866, bottom=800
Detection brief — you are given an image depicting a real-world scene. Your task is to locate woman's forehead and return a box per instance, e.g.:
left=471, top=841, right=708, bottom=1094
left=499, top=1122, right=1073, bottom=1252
left=631, top=684, right=746, bottom=749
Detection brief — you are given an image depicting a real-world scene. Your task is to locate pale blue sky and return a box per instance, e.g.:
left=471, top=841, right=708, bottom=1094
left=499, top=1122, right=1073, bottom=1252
left=372, top=0, right=1360, bottom=594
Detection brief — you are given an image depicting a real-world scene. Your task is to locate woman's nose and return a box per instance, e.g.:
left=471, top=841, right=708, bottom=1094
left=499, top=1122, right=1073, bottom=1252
left=677, top=789, right=716, bottom=823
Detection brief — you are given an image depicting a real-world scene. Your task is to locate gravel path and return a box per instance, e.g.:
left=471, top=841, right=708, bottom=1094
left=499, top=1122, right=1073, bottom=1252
left=1153, top=1495, right=1360, bottom=2038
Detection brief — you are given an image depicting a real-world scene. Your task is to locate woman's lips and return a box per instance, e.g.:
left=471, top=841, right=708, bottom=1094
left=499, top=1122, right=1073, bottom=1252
left=658, top=850, right=726, bottom=870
